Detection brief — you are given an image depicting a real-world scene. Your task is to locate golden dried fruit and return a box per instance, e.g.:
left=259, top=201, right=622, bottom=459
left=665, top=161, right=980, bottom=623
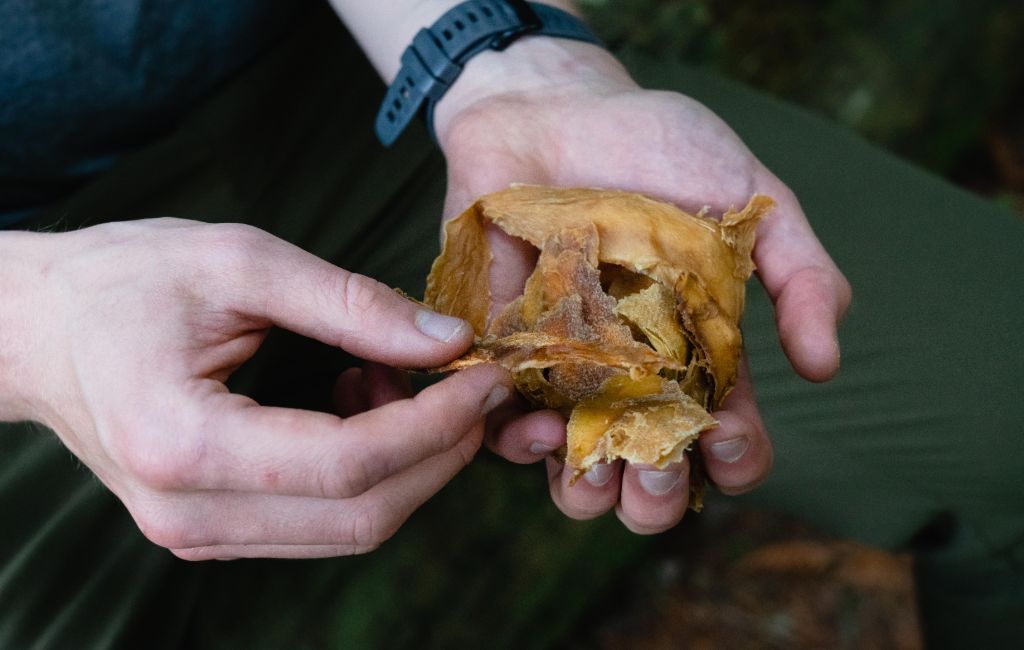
left=426, top=185, right=772, bottom=509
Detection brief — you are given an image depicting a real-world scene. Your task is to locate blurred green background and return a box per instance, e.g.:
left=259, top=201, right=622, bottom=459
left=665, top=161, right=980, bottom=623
left=579, top=0, right=1024, bottom=213
left=569, top=2, right=1023, bottom=646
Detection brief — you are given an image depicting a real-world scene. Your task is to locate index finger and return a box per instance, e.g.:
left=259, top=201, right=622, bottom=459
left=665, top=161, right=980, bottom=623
left=170, top=364, right=511, bottom=499
left=752, top=173, right=853, bottom=382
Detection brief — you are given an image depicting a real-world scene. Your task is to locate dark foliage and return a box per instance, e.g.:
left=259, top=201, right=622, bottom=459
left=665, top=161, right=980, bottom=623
left=581, top=0, right=1024, bottom=211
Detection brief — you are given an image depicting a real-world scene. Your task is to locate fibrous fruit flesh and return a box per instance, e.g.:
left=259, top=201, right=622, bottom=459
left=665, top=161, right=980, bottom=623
left=425, top=185, right=772, bottom=510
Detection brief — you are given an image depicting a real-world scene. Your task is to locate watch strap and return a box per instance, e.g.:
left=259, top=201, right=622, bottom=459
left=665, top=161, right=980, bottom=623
left=375, top=1, right=602, bottom=146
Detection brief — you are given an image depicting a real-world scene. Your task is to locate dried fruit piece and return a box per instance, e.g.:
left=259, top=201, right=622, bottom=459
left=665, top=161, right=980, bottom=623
left=424, top=185, right=772, bottom=509
left=614, top=282, right=689, bottom=368
left=566, top=374, right=716, bottom=472
left=438, top=331, right=684, bottom=378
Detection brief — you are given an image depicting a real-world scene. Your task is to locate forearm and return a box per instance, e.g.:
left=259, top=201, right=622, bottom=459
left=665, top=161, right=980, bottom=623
left=327, top=0, right=582, bottom=83
left=326, top=0, right=630, bottom=146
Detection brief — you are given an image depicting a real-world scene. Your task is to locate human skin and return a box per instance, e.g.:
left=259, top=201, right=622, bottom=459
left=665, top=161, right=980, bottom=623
left=0, top=222, right=512, bottom=560
left=333, top=0, right=851, bottom=533
left=0, top=2, right=851, bottom=559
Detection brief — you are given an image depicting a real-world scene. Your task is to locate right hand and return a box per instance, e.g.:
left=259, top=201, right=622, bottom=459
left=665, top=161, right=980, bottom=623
left=1, top=219, right=512, bottom=559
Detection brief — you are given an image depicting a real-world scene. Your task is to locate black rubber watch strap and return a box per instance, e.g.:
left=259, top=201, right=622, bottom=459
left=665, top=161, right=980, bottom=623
left=375, top=1, right=603, bottom=146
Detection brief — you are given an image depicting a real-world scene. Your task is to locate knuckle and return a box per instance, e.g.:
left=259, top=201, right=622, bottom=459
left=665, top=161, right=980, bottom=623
left=201, top=223, right=270, bottom=272
left=131, top=500, right=202, bottom=550
left=408, top=391, right=464, bottom=450
left=206, top=222, right=266, bottom=248
left=123, top=438, right=204, bottom=492
left=336, top=271, right=389, bottom=322
left=346, top=503, right=399, bottom=550
left=106, top=416, right=205, bottom=492
left=319, top=447, right=385, bottom=499
left=786, top=265, right=838, bottom=306
left=317, top=270, right=393, bottom=349
left=453, top=429, right=483, bottom=468
left=348, top=507, right=379, bottom=548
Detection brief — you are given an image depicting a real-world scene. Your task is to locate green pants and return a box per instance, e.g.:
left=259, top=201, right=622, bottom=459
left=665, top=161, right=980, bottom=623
left=2, top=10, right=1022, bottom=649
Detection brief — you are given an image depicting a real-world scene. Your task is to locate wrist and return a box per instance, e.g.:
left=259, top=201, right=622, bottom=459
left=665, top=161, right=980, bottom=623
left=0, top=231, right=60, bottom=422
left=433, top=34, right=636, bottom=151
left=332, top=0, right=582, bottom=83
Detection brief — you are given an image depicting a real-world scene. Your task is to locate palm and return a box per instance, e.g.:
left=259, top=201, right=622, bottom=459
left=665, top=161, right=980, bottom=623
left=444, top=87, right=846, bottom=371
left=439, top=82, right=850, bottom=533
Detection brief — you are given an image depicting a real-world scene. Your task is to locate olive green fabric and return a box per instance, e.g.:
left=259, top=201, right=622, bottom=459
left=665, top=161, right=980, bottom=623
left=2, top=8, right=1022, bottom=649
left=649, top=60, right=1024, bottom=646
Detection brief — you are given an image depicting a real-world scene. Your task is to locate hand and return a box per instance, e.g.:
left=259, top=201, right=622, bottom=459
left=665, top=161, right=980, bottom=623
left=434, top=37, right=852, bottom=534
left=1, top=220, right=511, bottom=559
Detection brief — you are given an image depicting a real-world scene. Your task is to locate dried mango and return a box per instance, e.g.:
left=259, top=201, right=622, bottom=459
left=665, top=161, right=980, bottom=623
left=425, top=185, right=773, bottom=509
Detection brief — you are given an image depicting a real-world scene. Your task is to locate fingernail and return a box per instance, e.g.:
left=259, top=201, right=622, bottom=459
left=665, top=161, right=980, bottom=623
left=529, top=442, right=557, bottom=455
left=638, top=469, right=681, bottom=496
left=709, top=436, right=750, bottom=463
left=583, top=463, right=614, bottom=487
left=482, top=385, right=510, bottom=414
left=415, top=309, right=470, bottom=343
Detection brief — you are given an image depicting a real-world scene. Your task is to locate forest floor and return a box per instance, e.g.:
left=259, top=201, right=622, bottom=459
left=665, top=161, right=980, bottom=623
left=581, top=506, right=922, bottom=649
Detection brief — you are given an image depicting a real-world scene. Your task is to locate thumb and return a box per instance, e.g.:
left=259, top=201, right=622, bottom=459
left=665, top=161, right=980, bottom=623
left=219, top=229, right=474, bottom=368
left=443, top=155, right=549, bottom=320
left=485, top=223, right=539, bottom=321
left=751, top=179, right=852, bottom=382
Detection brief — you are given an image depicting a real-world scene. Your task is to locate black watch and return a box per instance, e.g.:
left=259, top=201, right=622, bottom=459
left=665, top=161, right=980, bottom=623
left=374, top=0, right=603, bottom=146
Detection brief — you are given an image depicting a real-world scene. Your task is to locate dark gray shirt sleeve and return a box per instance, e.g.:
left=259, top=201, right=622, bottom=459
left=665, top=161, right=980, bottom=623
left=0, top=0, right=308, bottom=224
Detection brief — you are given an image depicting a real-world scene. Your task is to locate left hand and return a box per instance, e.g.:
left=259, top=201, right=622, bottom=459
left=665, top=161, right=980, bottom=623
left=432, top=37, right=851, bottom=534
